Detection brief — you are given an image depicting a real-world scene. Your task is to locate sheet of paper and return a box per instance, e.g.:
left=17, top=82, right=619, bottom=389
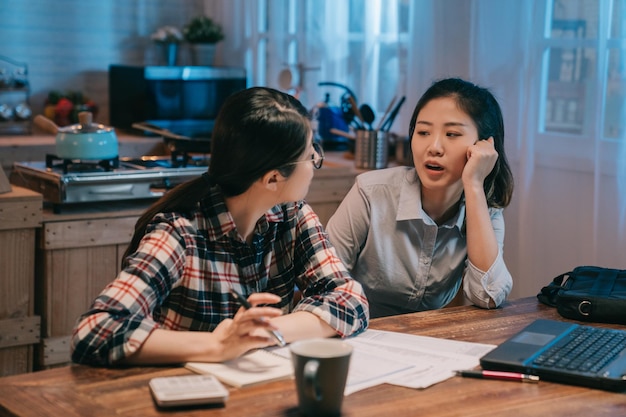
left=270, top=343, right=414, bottom=395
left=272, top=329, right=496, bottom=394
left=345, top=329, right=496, bottom=392
left=355, top=329, right=496, bottom=357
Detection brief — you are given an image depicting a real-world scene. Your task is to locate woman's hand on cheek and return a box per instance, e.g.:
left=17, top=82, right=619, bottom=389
left=462, top=137, right=498, bottom=188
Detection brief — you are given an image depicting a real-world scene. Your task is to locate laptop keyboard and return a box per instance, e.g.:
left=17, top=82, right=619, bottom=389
left=532, top=326, right=626, bottom=373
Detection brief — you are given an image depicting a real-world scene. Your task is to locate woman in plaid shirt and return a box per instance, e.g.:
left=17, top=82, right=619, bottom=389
left=71, top=87, right=369, bottom=366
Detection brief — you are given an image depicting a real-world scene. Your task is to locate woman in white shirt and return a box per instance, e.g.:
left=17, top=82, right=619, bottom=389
left=327, top=78, right=514, bottom=318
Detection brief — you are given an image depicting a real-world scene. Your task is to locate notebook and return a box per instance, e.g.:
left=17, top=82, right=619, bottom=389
left=479, top=318, right=626, bottom=391
left=185, top=348, right=293, bottom=388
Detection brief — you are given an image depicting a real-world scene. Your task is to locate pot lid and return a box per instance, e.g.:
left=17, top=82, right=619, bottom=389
left=58, top=111, right=115, bottom=134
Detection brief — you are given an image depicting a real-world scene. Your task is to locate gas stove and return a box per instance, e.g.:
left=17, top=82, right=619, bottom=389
left=10, top=154, right=209, bottom=210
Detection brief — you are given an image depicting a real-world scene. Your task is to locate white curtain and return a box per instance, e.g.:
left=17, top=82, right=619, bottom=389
left=209, top=0, right=626, bottom=299
left=620, top=124, right=626, bottom=231
left=619, top=12, right=626, bottom=232
left=302, top=0, right=405, bottom=118
left=470, top=0, right=626, bottom=299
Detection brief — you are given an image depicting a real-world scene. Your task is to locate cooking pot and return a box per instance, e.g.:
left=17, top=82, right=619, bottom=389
left=34, top=112, right=118, bottom=160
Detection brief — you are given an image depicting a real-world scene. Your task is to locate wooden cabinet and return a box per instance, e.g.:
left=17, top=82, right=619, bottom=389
left=36, top=206, right=144, bottom=368
left=0, top=186, right=42, bottom=376
left=35, top=153, right=358, bottom=368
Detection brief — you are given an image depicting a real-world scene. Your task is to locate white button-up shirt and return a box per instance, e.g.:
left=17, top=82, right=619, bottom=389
left=326, top=166, right=512, bottom=318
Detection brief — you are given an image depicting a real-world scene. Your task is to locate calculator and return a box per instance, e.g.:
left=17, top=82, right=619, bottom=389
left=149, top=374, right=229, bottom=407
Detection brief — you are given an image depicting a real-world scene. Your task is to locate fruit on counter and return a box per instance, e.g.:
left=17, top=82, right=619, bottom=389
left=46, top=91, right=63, bottom=104
left=54, top=97, right=74, bottom=127
left=44, top=90, right=98, bottom=126
left=43, top=103, right=56, bottom=120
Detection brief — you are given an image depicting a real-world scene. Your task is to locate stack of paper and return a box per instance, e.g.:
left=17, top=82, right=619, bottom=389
left=186, top=329, right=496, bottom=395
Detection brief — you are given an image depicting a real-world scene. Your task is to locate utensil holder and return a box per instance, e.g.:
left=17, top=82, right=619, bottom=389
left=355, top=130, right=388, bottom=169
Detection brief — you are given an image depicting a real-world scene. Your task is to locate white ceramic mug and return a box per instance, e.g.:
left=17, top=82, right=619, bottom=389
left=290, top=338, right=353, bottom=417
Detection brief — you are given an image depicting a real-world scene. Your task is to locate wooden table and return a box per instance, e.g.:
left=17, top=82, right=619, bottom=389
left=1, top=297, right=625, bottom=417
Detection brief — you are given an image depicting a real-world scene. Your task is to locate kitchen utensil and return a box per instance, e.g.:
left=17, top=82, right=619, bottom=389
left=317, top=82, right=357, bottom=102
left=348, top=95, right=365, bottom=129
left=33, top=114, right=59, bottom=135
left=359, top=103, right=375, bottom=130
left=34, top=112, right=118, bottom=160
left=354, top=129, right=389, bottom=170
left=317, top=81, right=359, bottom=126
left=329, top=128, right=356, bottom=140
left=380, top=96, right=406, bottom=132
left=376, top=96, right=397, bottom=131
left=132, top=121, right=212, bottom=156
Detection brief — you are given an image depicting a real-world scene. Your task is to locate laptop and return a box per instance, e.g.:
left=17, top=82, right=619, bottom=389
left=479, top=318, right=626, bottom=391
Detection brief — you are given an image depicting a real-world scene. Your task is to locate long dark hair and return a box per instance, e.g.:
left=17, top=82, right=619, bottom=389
left=122, top=87, right=311, bottom=266
left=408, top=78, right=514, bottom=208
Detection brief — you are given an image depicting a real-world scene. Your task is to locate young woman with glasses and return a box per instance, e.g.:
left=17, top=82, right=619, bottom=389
left=71, top=87, right=368, bottom=366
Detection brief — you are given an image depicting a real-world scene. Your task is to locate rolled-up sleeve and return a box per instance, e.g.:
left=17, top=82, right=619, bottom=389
left=292, top=204, right=369, bottom=337
left=463, top=249, right=512, bottom=308
left=463, top=207, right=513, bottom=308
left=71, top=221, right=185, bottom=366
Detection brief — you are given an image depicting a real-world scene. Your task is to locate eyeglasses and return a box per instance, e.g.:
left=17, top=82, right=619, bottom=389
left=283, top=142, right=325, bottom=170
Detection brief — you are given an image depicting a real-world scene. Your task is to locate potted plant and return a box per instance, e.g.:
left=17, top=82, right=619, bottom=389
left=183, top=16, right=225, bottom=66
left=151, top=26, right=183, bottom=66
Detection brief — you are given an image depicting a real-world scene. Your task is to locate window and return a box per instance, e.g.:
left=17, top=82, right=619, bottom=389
left=242, top=0, right=409, bottom=117
left=540, top=0, right=625, bottom=143
left=528, top=0, right=626, bottom=176
left=605, top=0, right=626, bottom=140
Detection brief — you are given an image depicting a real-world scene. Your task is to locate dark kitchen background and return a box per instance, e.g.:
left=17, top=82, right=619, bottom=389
left=0, top=0, right=217, bottom=125
left=0, top=0, right=624, bottom=304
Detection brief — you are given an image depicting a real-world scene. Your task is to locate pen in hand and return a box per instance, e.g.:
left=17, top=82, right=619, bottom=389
left=229, top=289, right=287, bottom=347
left=456, top=369, right=539, bottom=383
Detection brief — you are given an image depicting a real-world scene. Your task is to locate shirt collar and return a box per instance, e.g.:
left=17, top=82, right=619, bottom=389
left=396, top=170, right=465, bottom=231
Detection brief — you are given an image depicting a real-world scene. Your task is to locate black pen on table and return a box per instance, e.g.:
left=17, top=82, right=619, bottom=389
left=229, top=288, right=287, bottom=347
left=456, top=369, right=539, bottom=383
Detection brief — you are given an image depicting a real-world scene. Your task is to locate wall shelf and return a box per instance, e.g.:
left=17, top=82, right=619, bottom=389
left=0, top=55, right=32, bottom=136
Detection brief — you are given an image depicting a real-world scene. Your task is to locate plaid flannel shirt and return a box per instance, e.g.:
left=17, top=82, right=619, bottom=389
left=71, top=188, right=369, bottom=365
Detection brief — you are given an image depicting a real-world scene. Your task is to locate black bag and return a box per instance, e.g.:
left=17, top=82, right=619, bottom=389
left=537, top=266, right=626, bottom=324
